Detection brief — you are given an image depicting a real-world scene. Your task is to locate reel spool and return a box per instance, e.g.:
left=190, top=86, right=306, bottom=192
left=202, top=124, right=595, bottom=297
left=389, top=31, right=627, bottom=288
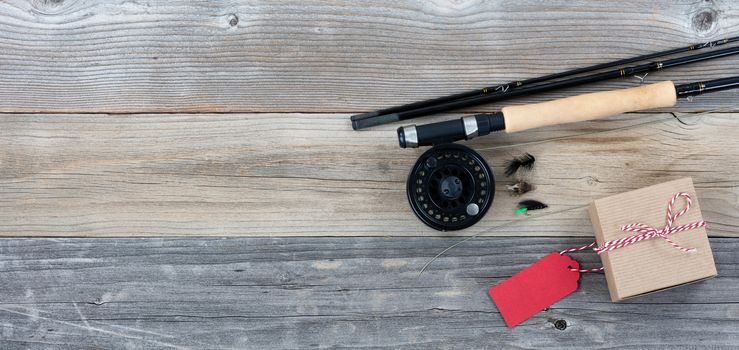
left=406, top=143, right=494, bottom=231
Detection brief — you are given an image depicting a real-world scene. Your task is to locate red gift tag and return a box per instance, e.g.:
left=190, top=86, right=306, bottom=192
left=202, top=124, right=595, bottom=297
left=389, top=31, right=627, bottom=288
left=488, top=252, right=580, bottom=328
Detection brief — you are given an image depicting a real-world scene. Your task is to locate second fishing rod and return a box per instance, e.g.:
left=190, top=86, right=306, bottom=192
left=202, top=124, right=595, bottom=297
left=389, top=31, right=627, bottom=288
left=397, top=76, right=739, bottom=148
left=351, top=40, right=739, bottom=130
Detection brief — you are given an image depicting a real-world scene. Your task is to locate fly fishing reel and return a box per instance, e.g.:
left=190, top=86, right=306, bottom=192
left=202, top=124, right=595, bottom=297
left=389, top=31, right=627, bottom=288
left=406, top=143, right=494, bottom=231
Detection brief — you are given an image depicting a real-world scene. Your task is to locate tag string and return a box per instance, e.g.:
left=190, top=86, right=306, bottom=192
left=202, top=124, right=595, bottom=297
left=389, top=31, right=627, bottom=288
left=559, top=242, right=604, bottom=273
left=559, top=192, right=705, bottom=273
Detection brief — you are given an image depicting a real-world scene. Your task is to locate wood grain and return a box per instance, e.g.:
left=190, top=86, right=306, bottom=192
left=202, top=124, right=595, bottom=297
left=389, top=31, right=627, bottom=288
left=1, top=112, right=737, bottom=237
left=0, top=0, right=738, bottom=113
left=1, top=1, right=738, bottom=348
left=0, top=237, right=736, bottom=349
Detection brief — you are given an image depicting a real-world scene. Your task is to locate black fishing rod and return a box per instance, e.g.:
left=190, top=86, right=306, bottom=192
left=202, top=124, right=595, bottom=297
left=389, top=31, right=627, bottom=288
left=398, top=76, right=739, bottom=148
left=351, top=36, right=739, bottom=130
left=363, top=45, right=739, bottom=130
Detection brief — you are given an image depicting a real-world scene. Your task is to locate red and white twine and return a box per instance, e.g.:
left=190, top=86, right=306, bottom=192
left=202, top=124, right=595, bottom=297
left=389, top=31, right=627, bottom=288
left=559, top=242, right=604, bottom=273
left=560, top=192, right=705, bottom=273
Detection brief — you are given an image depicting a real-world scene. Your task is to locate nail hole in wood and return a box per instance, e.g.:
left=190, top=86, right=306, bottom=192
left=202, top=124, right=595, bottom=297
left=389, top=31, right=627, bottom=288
left=554, top=319, right=567, bottom=330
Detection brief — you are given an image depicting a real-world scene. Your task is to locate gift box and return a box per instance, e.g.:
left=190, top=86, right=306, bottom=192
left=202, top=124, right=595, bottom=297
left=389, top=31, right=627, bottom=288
left=588, top=177, right=717, bottom=301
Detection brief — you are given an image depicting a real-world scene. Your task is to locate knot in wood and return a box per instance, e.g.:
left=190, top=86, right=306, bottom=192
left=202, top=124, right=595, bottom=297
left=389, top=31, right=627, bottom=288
left=228, top=14, right=239, bottom=27
left=30, top=0, right=72, bottom=14
left=692, top=9, right=717, bottom=35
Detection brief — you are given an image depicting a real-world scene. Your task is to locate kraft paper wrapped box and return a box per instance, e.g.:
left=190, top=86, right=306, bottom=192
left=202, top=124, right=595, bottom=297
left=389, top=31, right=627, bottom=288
left=588, top=177, right=717, bottom=302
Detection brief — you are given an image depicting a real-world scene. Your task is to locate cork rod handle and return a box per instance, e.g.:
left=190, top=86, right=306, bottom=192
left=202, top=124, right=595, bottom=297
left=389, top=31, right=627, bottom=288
left=501, top=81, right=677, bottom=133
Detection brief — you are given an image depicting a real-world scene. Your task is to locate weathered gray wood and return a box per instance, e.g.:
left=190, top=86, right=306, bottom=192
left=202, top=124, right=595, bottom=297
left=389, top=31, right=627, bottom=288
left=0, top=237, right=736, bottom=349
left=0, top=0, right=738, bottom=113
left=2, top=1, right=738, bottom=348
left=1, top=112, right=737, bottom=237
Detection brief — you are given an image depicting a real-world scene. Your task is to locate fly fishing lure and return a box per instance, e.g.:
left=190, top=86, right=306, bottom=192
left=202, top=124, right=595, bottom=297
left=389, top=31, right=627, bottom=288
left=504, top=153, right=535, bottom=177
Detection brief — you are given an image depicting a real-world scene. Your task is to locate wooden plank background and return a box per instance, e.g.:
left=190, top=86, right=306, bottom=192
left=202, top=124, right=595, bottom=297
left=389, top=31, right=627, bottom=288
left=0, top=0, right=738, bottom=113
left=1, top=237, right=737, bottom=349
left=0, top=0, right=738, bottom=348
left=1, top=111, right=738, bottom=237
left=0, top=0, right=737, bottom=237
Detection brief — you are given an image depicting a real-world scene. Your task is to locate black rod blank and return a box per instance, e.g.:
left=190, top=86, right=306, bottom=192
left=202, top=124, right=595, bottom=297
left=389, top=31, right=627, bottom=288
left=676, top=76, right=739, bottom=98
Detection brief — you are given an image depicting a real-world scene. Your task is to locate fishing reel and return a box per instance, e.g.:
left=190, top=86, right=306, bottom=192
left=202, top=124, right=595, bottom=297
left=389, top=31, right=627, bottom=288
left=406, top=143, right=495, bottom=231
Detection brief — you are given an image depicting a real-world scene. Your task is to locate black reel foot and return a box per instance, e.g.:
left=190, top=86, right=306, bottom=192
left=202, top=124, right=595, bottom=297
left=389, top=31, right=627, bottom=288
left=406, top=144, right=494, bottom=231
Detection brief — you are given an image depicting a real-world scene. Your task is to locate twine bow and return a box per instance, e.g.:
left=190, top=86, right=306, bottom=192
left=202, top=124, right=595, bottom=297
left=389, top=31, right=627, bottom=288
left=561, top=192, right=705, bottom=273
left=594, top=192, right=704, bottom=254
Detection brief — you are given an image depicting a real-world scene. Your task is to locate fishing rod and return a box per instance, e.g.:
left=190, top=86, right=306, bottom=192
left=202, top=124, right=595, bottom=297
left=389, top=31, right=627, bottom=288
left=389, top=44, right=739, bottom=140
left=398, top=76, right=739, bottom=148
left=403, top=75, right=739, bottom=231
left=351, top=36, right=739, bottom=130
